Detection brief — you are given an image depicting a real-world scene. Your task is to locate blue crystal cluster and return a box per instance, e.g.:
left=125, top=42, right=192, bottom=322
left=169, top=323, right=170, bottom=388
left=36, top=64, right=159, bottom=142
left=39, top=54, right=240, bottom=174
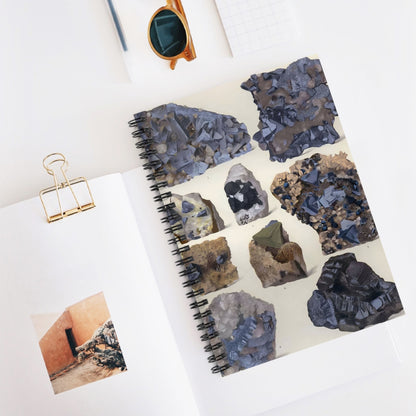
left=223, top=311, right=276, bottom=369
left=307, top=253, right=403, bottom=331
left=241, top=57, right=339, bottom=162
left=272, top=153, right=378, bottom=254
left=209, top=291, right=276, bottom=374
left=133, top=103, right=252, bottom=186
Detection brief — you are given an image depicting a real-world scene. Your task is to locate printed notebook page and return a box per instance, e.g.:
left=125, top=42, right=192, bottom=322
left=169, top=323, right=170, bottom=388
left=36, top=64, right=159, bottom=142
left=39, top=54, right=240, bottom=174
left=0, top=174, right=198, bottom=416
left=214, top=0, right=300, bottom=56
left=122, top=168, right=401, bottom=416
left=125, top=55, right=404, bottom=414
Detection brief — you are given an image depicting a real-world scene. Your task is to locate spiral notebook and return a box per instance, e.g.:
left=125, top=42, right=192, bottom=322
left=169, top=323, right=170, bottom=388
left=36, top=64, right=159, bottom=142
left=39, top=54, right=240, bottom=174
left=0, top=57, right=405, bottom=415
left=129, top=55, right=404, bottom=377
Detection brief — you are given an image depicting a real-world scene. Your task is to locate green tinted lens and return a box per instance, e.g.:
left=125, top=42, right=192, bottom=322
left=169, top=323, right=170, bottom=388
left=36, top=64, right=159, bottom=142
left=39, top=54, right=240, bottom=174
left=149, top=10, right=187, bottom=57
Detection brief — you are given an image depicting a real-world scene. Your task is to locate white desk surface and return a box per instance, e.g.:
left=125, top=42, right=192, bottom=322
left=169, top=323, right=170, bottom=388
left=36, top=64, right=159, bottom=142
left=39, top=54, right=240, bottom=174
left=1, top=0, right=415, bottom=415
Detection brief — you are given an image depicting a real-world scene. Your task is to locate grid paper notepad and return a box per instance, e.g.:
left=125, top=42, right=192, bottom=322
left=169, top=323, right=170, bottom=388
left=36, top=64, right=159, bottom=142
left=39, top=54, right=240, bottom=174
left=214, top=0, right=300, bottom=56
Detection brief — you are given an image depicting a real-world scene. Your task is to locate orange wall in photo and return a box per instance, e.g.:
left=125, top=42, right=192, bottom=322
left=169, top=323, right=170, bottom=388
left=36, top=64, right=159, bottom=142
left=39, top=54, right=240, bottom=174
left=39, top=310, right=75, bottom=376
left=68, top=292, right=110, bottom=345
left=38, top=292, right=111, bottom=376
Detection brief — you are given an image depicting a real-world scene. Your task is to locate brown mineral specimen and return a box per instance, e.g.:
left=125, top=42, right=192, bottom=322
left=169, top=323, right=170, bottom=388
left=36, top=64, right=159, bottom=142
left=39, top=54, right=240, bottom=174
left=186, top=237, right=238, bottom=294
left=249, top=221, right=307, bottom=287
left=270, top=152, right=378, bottom=254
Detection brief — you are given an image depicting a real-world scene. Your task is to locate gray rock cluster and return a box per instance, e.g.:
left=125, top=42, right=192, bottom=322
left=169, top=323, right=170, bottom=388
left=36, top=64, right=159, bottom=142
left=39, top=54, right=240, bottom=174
left=271, top=152, right=378, bottom=254
left=133, top=103, right=252, bottom=186
left=209, top=291, right=276, bottom=375
left=241, top=57, right=339, bottom=162
left=307, top=253, right=403, bottom=331
left=76, top=320, right=126, bottom=371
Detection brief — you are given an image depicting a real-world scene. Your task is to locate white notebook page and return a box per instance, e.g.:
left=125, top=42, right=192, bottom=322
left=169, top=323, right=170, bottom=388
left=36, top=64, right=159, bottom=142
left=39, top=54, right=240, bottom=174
left=214, top=0, right=300, bottom=56
left=122, top=168, right=401, bottom=416
left=0, top=174, right=198, bottom=416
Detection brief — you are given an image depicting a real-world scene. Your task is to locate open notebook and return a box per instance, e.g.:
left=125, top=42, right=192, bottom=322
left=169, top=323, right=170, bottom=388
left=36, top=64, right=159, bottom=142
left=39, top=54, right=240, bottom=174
left=0, top=57, right=404, bottom=416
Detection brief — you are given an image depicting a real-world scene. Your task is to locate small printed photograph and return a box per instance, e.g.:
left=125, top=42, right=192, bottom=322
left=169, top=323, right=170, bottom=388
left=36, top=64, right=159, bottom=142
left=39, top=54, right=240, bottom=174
left=31, top=292, right=127, bottom=394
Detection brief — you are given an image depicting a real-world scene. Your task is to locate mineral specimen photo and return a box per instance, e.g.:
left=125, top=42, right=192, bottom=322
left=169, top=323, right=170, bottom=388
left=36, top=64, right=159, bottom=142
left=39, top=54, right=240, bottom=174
left=241, top=57, right=339, bottom=162
left=249, top=220, right=307, bottom=287
left=132, top=103, right=252, bottom=186
left=31, top=292, right=127, bottom=394
left=184, top=237, right=239, bottom=295
left=307, top=253, right=403, bottom=331
left=224, top=163, right=269, bottom=225
left=271, top=152, right=378, bottom=254
left=169, top=192, right=225, bottom=242
left=209, top=291, right=276, bottom=375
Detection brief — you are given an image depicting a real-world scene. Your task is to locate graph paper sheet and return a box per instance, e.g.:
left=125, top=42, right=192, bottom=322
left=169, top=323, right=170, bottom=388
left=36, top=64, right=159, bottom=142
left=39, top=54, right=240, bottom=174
left=214, top=0, right=300, bottom=56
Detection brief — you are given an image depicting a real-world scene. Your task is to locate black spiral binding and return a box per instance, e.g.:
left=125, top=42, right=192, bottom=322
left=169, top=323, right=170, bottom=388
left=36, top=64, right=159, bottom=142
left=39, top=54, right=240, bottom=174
left=129, top=116, right=230, bottom=374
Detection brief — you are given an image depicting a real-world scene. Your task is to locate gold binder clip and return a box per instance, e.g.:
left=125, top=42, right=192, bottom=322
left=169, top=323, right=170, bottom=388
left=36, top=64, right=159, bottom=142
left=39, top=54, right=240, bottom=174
left=39, top=153, right=95, bottom=223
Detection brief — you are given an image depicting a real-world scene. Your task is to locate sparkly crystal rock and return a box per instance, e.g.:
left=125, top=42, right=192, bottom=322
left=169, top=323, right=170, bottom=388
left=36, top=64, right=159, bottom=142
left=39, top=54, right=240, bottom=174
left=132, top=103, right=252, bottom=186
left=307, top=253, right=403, bottom=331
left=241, top=57, right=339, bottom=162
left=271, top=152, right=377, bottom=254
left=209, top=291, right=276, bottom=375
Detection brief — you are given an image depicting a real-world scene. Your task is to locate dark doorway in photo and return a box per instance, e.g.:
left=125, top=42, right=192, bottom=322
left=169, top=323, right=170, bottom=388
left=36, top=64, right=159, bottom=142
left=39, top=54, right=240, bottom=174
left=65, top=328, right=77, bottom=357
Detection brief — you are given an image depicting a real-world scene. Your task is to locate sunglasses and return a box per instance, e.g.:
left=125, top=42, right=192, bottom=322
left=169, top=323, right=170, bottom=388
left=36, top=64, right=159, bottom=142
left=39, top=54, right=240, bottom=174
left=148, top=0, right=196, bottom=70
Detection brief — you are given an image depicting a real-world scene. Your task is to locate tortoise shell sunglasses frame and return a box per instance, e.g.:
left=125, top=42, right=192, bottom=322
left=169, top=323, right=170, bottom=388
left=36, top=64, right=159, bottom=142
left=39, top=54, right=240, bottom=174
left=148, top=0, right=196, bottom=70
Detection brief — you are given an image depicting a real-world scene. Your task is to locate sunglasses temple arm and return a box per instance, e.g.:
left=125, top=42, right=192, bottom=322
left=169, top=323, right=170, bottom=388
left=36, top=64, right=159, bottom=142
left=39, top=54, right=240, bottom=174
left=165, top=0, right=195, bottom=68
left=174, top=0, right=196, bottom=61
left=171, top=0, right=186, bottom=17
left=170, top=59, right=178, bottom=70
